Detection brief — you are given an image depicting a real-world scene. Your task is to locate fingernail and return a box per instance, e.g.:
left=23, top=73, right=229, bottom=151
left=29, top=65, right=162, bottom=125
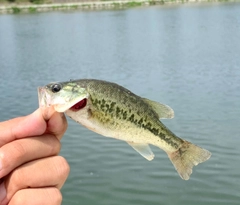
left=0, top=182, right=6, bottom=203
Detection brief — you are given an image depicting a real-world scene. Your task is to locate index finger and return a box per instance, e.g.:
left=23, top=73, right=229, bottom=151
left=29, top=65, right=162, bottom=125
left=45, top=112, right=68, bottom=140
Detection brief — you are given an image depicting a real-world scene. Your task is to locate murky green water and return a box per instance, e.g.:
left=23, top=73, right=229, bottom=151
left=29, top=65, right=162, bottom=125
left=1, top=2, right=240, bottom=204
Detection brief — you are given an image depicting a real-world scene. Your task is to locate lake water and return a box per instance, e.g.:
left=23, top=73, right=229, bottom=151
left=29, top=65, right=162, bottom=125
left=0, top=2, right=240, bottom=204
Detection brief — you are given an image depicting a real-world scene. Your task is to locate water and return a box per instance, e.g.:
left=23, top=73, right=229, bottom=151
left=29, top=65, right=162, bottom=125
left=1, top=2, right=240, bottom=204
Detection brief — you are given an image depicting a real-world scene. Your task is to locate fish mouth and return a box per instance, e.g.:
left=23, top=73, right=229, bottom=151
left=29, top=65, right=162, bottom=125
left=54, top=98, right=87, bottom=112
left=38, top=87, right=87, bottom=113
left=38, top=87, right=51, bottom=108
left=69, top=98, right=87, bottom=111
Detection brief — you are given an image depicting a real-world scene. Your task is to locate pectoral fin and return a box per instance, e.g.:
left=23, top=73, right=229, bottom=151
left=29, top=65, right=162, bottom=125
left=127, top=142, right=154, bottom=161
left=142, top=98, right=174, bottom=119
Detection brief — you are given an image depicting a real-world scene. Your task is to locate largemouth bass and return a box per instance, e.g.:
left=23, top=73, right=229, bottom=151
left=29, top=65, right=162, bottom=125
left=38, top=79, right=211, bottom=180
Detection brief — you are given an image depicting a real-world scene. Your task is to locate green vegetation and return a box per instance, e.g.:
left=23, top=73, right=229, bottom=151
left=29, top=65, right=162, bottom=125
left=11, top=6, right=21, bottom=13
left=70, top=4, right=78, bottom=9
left=113, top=2, right=120, bottom=6
left=149, top=0, right=164, bottom=5
left=125, top=1, right=142, bottom=7
left=81, top=4, right=90, bottom=8
left=51, top=5, right=67, bottom=10
left=0, top=0, right=46, bottom=3
left=2, top=0, right=219, bottom=15
left=0, top=0, right=158, bottom=14
left=30, top=0, right=44, bottom=4
left=28, top=6, right=37, bottom=12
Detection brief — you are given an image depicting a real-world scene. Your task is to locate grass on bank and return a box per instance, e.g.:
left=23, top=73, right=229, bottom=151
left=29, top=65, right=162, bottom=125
left=0, top=0, right=48, bottom=4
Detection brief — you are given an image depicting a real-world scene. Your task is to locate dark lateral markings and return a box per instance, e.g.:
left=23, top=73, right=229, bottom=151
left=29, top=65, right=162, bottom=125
left=92, top=97, right=179, bottom=148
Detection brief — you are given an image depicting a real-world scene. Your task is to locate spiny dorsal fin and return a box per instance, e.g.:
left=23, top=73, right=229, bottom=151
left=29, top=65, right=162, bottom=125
left=142, top=98, right=174, bottom=119
left=127, top=141, right=154, bottom=161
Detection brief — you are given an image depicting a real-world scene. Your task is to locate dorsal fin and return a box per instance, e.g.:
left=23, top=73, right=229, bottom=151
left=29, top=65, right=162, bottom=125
left=142, top=98, right=174, bottom=119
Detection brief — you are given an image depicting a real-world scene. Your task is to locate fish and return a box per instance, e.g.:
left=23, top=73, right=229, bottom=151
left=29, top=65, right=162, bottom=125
left=38, top=79, right=211, bottom=180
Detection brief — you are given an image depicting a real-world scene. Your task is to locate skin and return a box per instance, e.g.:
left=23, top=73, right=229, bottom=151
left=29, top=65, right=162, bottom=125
left=0, top=108, right=70, bottom=205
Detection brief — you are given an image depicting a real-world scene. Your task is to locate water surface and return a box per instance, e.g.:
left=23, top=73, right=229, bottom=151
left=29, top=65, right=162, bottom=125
left=0, top=2, right=240, bottom=205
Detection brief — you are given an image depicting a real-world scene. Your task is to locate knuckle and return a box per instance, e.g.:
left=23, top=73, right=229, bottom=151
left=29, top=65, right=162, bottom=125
left=57, top=121, right=68, bottom=139
left=54, top=156, right=70, bottom=180
left=9, top=188, right=63, bottom=205
left=12, top=140, right=27, bottom=158
left=46, top=135, right=61, bottom=155
left=9, top=190, right=26, bottom=205
left=10, top=166, right=26, bottom=188
left=4, top=167, right=25, bottom=197
left=0, top=140, right=26, bottom=173
left=48, top=188, right=63, bottom=205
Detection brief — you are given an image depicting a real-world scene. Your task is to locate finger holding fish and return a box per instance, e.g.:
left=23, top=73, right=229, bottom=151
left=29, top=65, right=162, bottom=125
left=8, top=187, right=62, bottom=205
left=0, top=134, right=61, bottom=179
left=0, top=156, right=69, bottom=205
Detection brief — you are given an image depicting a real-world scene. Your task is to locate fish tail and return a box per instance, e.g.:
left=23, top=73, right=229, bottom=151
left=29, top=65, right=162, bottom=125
left=167, top=140, right=211, bottom=180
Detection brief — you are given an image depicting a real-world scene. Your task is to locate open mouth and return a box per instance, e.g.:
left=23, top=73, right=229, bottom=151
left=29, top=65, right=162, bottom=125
left=38, top=86, right=88, bottom=112
left=70, top=98, right=87, bottom=111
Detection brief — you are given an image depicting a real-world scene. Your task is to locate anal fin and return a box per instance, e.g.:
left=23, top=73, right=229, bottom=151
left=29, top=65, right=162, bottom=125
left=127, top=142, right=154, bottom=161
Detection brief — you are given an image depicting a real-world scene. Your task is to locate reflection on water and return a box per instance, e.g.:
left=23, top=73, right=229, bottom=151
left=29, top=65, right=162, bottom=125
left=1, top=2, right=240, bottom=205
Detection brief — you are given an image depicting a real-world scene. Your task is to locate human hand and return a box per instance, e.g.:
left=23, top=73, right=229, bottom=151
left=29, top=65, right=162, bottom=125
left=0, top=108, right=69, bottom=205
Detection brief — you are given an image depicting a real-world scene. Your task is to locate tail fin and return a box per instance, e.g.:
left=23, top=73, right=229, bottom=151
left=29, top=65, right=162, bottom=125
left=167, top=140, right=211, bottom=180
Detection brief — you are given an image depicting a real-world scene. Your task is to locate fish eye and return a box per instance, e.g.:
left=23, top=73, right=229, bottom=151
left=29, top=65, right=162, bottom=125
left=51, top=83, right=62, bottom=93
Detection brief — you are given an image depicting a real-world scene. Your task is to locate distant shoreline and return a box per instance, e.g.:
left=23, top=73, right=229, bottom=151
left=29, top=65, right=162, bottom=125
left=0, top=0, right=238, bottom=14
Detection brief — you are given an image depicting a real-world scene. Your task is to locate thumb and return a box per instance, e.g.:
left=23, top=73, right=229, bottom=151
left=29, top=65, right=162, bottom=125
left=0, top=109, right=46, bottom=147
left=45, top=112, right=68, bottom=140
